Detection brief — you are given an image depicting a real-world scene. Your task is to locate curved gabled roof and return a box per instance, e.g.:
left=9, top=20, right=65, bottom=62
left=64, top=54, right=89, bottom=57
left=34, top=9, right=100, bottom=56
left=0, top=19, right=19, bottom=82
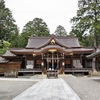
left=72, top=48, right=93, bottom=54
left=26, top=37, right=50, bottom=49
left=1, top=49, right=16, bottom=58
left=11, top=45, right=73, bottom=55
left=86, top=48, right=100, bottom=59
left=26, top=34, right=81, bottom=49
left=11, top=46, right=93, bottom=56
left=33, top=45, right=73, bottom=54
left=0, top=57, right=9, bottom=63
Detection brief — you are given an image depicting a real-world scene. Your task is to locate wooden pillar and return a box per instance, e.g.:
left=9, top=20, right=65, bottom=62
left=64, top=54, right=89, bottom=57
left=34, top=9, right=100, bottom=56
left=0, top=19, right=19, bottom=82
left=62, top=61, right=65, bottom=74
left=47, top=52, right=49, bottom=70
left=25, top=56, right=27, bottom=69
left=57, top=52, right=59, bottom=69
left=52, top=52, right=54, bottom=70
left=33, top=60, right=34, bottom=69
left=42, top=59, right=46, bottom=75
left=85, top=58, right=87, bottom=68
left=42, top=60, right=44, bottom=75
left=34, top=59, right=36, bottom=68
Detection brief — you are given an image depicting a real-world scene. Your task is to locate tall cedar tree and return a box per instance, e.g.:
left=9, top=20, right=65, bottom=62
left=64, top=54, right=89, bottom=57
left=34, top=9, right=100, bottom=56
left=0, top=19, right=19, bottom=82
left=18, top=18, right=50, bottom=47
left=0, top=0, right=19, bottom=47
left=22, top=18, right=50, bottom=36
left=70, top=0, right=100, bottom=47
left=54, top=25, right=67, bottom=36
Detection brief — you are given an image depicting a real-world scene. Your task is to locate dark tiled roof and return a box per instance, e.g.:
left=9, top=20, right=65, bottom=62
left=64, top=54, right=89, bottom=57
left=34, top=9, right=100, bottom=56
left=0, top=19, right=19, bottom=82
left=26, top=37, right=50, bottom=48
left=10, top=35, right=93, bottom=55
left=1, top=49, right=16, bottom=58
left=11, top=46, right=93, bottom=55
left=72, top=48, right=93, bottom=54
left=55, top=37, right=80, bottom=48
left=26, top=35, right=81, bottom=49
left=11, top=46, right=73, bottom=55
left=0, top=57, right=9, bottom=63
left=87, top=48, right=100, bottom=59
left=11, top=49, right=34, bottom=55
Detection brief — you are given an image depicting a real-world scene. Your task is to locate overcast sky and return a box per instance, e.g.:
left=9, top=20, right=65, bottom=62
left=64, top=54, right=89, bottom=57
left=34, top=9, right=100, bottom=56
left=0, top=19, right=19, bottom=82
left=5, top=0, right=78, bottom=34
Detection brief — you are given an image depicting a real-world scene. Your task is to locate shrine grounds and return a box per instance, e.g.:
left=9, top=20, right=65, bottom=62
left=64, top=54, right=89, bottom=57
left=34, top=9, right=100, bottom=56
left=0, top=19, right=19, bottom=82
left=0, top=75, right=100, bottom=100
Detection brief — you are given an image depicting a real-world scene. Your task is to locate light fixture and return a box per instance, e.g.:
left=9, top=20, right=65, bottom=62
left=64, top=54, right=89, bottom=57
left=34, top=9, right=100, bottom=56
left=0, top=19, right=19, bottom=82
left=49, top=49, right=57, bottom=53
left=62, top=62, right=65, bottom=66
left=41, top=62, right=44, bottom=66
left=33, top=54, right=36, bottom=57
left=70, top=52, right=73, bottom=55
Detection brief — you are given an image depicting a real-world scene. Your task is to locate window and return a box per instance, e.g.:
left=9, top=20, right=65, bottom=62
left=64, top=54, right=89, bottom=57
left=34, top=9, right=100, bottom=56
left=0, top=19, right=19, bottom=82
left=26, top=60, right=34, bottom=69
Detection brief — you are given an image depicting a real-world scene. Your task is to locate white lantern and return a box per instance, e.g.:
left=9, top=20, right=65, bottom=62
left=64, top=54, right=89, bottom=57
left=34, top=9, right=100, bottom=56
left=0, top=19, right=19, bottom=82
left=41, top=62, right=44, bottom=66
left=62, top=62, right=65, bottom=66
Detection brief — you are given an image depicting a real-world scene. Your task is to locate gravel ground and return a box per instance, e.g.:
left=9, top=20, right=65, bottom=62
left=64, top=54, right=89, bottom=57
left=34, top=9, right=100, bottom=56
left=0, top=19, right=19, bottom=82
left=0, top=75, right=100, bottom=100
left=63, top=75, right=100, bottom=100
left=0, top=77, right=38, bottom=100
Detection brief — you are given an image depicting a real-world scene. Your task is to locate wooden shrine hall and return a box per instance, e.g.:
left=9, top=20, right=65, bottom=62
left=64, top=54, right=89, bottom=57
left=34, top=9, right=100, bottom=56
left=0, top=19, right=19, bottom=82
left=0, top=34, right=94, bottom=75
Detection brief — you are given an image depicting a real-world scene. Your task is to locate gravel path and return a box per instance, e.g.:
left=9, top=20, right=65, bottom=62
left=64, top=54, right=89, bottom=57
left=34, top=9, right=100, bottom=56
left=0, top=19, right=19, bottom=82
left=63, top=76, right=100, bottom=100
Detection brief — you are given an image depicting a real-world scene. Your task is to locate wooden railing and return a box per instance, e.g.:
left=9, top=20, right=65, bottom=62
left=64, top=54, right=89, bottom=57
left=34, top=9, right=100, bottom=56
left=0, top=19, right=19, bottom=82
left=18, top=68, right=42, bottom=72
left=18, top=68, right=92, bottom=73
left=65, top=68, right=92, bottom=70
left=64, top=68, right=92, bottom=72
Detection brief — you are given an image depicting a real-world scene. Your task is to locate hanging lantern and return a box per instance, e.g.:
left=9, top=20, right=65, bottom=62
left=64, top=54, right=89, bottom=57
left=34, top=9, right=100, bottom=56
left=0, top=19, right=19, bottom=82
left=41, top=62, right=44, bottom=66
left=33, top=54, right=36, bottom=57
left=62, top=62, right=65, bottom=66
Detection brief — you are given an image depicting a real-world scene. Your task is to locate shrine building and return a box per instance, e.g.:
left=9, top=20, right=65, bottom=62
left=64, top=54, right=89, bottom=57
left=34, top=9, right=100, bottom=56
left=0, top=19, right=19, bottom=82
left=0, top=34, right=94, bottom=75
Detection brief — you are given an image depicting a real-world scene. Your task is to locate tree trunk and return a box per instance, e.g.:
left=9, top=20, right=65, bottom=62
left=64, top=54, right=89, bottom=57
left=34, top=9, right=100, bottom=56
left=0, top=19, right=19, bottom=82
left=92, top=30, right=97, bottom=71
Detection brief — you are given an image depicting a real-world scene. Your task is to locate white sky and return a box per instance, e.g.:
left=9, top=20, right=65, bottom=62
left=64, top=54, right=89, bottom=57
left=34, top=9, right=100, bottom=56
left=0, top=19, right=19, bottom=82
left=4, top=0, right=78, bottom=34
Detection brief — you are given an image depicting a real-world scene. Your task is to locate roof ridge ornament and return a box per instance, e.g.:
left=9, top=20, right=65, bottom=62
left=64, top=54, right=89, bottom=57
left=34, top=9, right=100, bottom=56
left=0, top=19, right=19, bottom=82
left=51, top=39, right=55, bottom=44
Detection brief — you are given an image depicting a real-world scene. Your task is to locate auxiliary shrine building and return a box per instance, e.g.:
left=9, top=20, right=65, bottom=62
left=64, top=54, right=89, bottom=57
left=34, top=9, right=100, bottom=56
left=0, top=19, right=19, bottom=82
left=0, top=34, right=94, bottom=75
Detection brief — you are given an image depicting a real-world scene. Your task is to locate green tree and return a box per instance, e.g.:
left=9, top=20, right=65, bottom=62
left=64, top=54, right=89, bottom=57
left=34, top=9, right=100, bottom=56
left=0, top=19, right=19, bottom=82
left=18, top=32, right=30, bottom=48
left=3, top=40, right=11, bottom=48
left=0, top=0, right=19, bottom=41
left=70, top=0, right=100, bottom=47
left=0, top=40, right=11, bottom=54
left=54, top=25, right=67, bottom=36
left=9, top=33, right=19, bottom=47
left=22, top=18, right=50, bottom=36
left=18, top=18, right=50, bottom=47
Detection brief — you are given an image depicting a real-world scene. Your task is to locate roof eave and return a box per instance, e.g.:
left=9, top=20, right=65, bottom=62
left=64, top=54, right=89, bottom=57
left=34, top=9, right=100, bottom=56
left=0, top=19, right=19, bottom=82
left=86, top=51, right=100, bottom=59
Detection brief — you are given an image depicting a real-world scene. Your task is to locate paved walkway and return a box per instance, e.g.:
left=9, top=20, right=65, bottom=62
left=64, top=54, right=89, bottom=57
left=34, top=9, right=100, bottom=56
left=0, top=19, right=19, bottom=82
left=13, top=78, right=81, bottom=100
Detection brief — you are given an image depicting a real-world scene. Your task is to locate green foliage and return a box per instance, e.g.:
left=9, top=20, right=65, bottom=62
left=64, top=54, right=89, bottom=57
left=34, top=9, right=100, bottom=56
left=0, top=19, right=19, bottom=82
left=0, top=0, right=19, bottom=41
left=8, top=33, right=19, bottom=47
left=70, top=0, right=100, bottom=47
left=0, top=48, right=6, bottom=54
left=3, top=40, right=11, bottom=48
left=18, top=18, right=50, bottom=47
left=54, top=25, right=67, bottom=36
left=0, top=40, right=11, bottom=54
left=0, top=40, right=3, bottom=48
left=18, top=32, right=30, bottom=48
left=22, top=18, right=50, bottom=37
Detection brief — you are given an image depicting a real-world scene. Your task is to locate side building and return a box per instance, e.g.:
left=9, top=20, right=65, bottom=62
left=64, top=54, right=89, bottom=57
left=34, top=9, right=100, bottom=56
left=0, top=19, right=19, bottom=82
left=0, top=34, right=94, bottom=75
left=87, top=48, right=100, bottom=71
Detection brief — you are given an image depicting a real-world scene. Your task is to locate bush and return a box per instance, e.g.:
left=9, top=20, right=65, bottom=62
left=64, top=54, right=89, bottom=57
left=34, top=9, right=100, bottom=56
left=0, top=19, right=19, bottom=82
left=0, top=48, right=7, bottom=54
